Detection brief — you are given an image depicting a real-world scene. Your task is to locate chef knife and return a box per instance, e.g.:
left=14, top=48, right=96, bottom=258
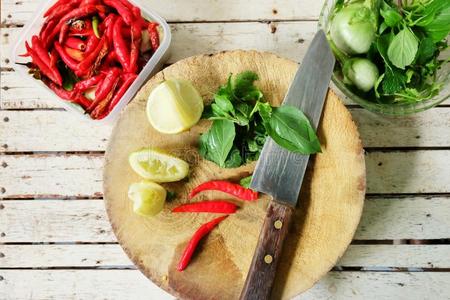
left=239, top=30, right=335, bottom=300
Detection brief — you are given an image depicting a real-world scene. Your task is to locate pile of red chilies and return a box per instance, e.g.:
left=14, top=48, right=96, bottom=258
left=172, top=180, right=259, bottom=271
left=22, top=0, right=160, bottom=119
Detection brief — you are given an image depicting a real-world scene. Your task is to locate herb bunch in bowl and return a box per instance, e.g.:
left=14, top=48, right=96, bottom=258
left=327, top=0, right=450, bottom=105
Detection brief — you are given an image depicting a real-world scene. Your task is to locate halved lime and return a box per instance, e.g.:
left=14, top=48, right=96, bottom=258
left=129, top=148, right=189, bottom=182
left=128, top=181, right=166, bottom=217
left=146, top=79, right=204, bottom=134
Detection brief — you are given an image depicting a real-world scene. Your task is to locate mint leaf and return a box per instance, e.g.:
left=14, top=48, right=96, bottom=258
left=387, top=28, right=419, bottom=69
left=224, top=147, right=242, bottom=168
left=382, top=67, right=406, bottom=94
left=266, top=106, right=321, bottom=154
left=233, top=71, right=262, bottom=101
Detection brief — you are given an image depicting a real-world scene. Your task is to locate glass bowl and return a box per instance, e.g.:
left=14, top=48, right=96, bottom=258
left=318, top=0, right=450, bottom=115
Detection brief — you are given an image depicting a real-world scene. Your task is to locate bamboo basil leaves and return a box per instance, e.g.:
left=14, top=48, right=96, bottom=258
left=328, top=0, right=450, bottom=104
left=199, top=71, right=321, bottom=168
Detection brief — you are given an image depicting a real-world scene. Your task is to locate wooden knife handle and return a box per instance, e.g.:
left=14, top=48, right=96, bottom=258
left=239, top=200, right=294, bottom=300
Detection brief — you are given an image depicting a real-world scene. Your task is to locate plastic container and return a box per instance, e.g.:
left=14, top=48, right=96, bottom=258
left=11, top=0, right=171, bottom=124
left=318, top=0, right=450, bottom=116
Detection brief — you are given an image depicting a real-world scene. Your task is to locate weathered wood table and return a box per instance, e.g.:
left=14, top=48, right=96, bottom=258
left=1, top=1, right=450, bottom=299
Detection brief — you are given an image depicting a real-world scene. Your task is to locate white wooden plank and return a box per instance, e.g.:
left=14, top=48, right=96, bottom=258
left=338, top=245, right=450, bottom=268
left=366, top=150, right=450, bottom=194
left=351, top=108, right=450, bottom=148
left=0, top=269, right=173, bottom=300
left=1, top=196, right=449, bottom=243
left=0, top=270, right=449, bottom=300
left=299, top=272, right=450, bottom=300
left=0, top=200, right=115, bottom=243
left=356, top=197, right=450, bottom=239
left=1, top=0, right=322, bottom=26
left=1, top=151, right=449, bottom=198
left=0, top=244, right=133, bottom=268
left=1, top=108, right=450, bottom=152
left=0, top=154, right=104, bottom=198
left=2, top=244, right=449, bottom=268
left=0, top=111, right=112, bottom=152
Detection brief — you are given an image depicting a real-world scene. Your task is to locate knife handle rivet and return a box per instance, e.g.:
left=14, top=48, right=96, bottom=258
left=274, top=220, right=283, bottom=230
left=264, top=255, right=273, bottom=264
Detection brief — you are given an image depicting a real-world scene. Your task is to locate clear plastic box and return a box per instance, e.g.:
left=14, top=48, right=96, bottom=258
left=11, top=0, right=171, bottom=124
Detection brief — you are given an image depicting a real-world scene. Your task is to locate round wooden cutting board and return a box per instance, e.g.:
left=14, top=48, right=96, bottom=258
left=103, top=50, right=366, bottom=300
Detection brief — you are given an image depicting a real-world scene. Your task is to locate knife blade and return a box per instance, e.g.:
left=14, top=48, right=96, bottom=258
left=240, top=30, right=335, bottom=300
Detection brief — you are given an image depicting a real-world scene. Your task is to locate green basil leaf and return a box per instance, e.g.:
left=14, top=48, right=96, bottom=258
left=199, top=120, right=236, bottom=167
left=267, top=106, right=321, bottom=154
left=416, top=37, right=437, bottom=65
left=239, top=175, right=252, bottom=188
left=214, top=93, right=235, bottom=115
left=387, top=27, right=419, bottom=69
left=380, top=2, right=402, bottom=27
left=422, top=6, right=450, bottom=43
left=376, top=32, right=394, bottom=69
left=224, top=147, right=242, bottom=168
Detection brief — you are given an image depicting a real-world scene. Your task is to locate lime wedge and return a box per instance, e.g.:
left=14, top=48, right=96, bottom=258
left=129, top=148, right=189, bottom=182
left=147, top=79, right=204, bottom=134
left=128, top=181, right=166, bottom=217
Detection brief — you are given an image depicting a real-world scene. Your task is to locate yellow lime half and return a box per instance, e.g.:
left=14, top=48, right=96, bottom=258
left=129, top=148, right=189, bottom=182
left=128, top=181, right=166, bottom=217
left=146, top=79, right=204, bottom=134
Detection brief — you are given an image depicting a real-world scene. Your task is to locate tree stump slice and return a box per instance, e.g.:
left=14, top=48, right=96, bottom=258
left=104, top=50, right=366, bottom=300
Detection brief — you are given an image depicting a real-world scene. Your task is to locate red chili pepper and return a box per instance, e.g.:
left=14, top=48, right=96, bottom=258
left=49, top=48, right=59, bottom=68
left=80, top=0, right=99, bottom=5
left=25, top=42, right=62, bottom=86
left=46, top=5, right=99, bottom=47
left=84, top=34, right=99, bottom=53
left=31, top=35, right=51, bottom=67
left=112, top=17, right=130, bottom=70
left=59, top=22, right=71, bottom=45
left=44, top=0, right=64, bottom=17
left=69, top=20, right=94, bottom=37
left=108, top=73, right=137, bottom=111
left=189, top=180, right=259, bottom=201
left=94, top=67, right=121, bottom=102
left=104, top=0, right=134, bottom=25
left=130, top=6, right=148, bottom=29
left=44, top=2, right=75, bottom=22
left=73, top=93, right=92, bottom=109
left=117, top=0, right=134, bottom=11
left=40, top=19, right=57, bottom=45
left=147, top=22, right=160, bottom=52
left=128, top=22, right=141, bottom=73
left=75, top=74, right=105, bottom=91
left=64, top=46, right=85, bottom=62
left=65, top=37, right=86, bottom=51
left=54, top=42, right=80, bottom=72
left=104, top=14, right=117, bottom=43
left=90, top=76, right=119, bottom=118
left=172, top=201, right=238, bottom=214
left=44, top=78, right=75, bottom=100
left=103, top=50, right=117, bottom=66
left=78, top=35, right=108, bottom=73
left=178, top=216, right=228, bottom=271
